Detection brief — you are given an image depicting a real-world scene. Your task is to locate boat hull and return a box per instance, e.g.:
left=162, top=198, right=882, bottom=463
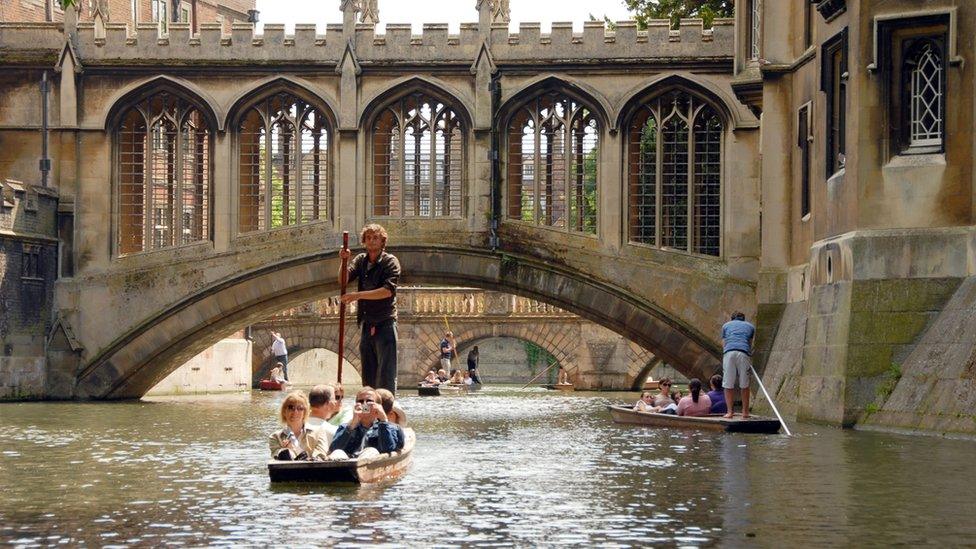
left=546, top=383, right=575, bottom=391
left=268, top=428, right=415, bottom=483
left=258, top=379, right=287, bottom=391
left=607, top=405, right=781, bottom=434
left=417, top=383, right=466, bottom=396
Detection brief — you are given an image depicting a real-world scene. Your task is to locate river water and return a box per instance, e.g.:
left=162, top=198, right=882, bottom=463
left=1, top=386, right=975, bottom=547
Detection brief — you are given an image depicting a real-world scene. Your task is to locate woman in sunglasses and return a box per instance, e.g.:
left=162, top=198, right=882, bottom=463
left=268, top=390, right=330, bottom=461
left=653, top=378, right=675, bottom=408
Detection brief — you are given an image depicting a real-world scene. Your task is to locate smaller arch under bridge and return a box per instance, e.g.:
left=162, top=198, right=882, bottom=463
left=251, top=287, right=659, bottom=390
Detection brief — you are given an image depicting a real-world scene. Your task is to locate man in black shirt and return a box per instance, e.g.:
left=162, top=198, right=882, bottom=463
left=339, top=224, right=401, bottom=393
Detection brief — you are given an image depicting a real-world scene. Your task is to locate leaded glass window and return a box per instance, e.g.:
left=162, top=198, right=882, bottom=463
left=907, top=41, right=943, bottom=148
left=372, top=93, right=462, bottom=218
left=117, top=92, right=211, bottom=255
left=507, top=92, right=599, bottom=235
left=627, top=91, right=724, bottom=257
left=237, top=92, right=331, bottom=233
left=750, top=0, right=762, bottom=60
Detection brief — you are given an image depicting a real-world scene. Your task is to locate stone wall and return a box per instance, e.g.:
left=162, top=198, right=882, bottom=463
left=145, top=335, right=251, bottom=396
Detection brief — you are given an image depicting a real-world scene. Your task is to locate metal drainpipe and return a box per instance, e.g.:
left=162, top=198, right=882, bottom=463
left=488, top=73, right=501, bottom=251
left=40, top=71, right=51, bottom=188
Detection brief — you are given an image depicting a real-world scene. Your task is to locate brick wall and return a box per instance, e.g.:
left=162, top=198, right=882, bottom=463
left=0, top=0, right=255, bottom=25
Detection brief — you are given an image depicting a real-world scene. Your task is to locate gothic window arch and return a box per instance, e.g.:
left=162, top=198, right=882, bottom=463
left=371, top=92, right=463, bottom=218
left=237, top=92, right=332, bottom=233
left=627, top=90, right=724, bottom=257
left=117, top=91, right=211, bottom=256
left=506, top=92, right=599, bottom=235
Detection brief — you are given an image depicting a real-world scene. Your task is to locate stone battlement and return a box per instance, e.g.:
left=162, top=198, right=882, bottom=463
left=0, top=18, right=732, bottom=66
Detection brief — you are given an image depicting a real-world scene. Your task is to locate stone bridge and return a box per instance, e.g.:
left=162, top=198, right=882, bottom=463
left=251, top=287, right=658, bottom=390
left=0, top=1, right=761, bottom=399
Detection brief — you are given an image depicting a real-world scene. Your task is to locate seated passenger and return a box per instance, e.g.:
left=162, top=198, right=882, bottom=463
left=634, top=391, right=656, bottom=412
left=269, top=363, right=285, bottom=383
left=306, top=385, right=340, bottom=444
left=327, top=382, right=353, bottom=427
left=268, top=390, right=329, bottom=461
left=422, top=370, right=440, bottom=385
left=649, top=378, right=673, bottom=408
left=463, top=370, right=474, bottom=386
left=376, top=388, right=408, bottom=427
left=677, top=378, right=713, bottom=417
left=437, top=369, right=449, bottom=383
left=707, top=374, right=727, bottom=415
left=329, top=387, right=405, bottom=459
left=449, top=369, right=464, bottom=384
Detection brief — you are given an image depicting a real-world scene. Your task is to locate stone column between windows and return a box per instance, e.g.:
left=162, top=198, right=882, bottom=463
left=600, top=128, right=624, bottom=251
left=212, top=131, right=232, bottom=253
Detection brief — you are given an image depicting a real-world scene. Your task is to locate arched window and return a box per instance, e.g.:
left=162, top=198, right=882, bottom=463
left=906, top=40, right=943, bottom=148
left=117, top=92, right=211, bottom=255
left=507, top=92, right=599, bottom=235
left=238, top=92, right=332, bottom=233
left=372, top=92, right=463, bottom=218
left=628, top=90, right=723, bottom=257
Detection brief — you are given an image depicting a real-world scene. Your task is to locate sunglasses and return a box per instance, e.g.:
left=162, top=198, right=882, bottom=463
left=286, top=404, right=306, bottom=412
left=356, top=399, right=375, bottom=405
left=661, top=383, right=672, bottom=387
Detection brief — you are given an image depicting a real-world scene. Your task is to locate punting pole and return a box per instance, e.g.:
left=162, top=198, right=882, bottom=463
left=750, top=365, right=792, bottom=436
left=336, top=231, right=349, bottom=384
left=520, top=360, right=559, bottom=389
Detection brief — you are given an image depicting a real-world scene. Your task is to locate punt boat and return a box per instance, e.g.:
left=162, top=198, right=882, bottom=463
left=546, top=383, right=575, bottom=392
left=417, top=383, right=467, bottom=396
left=268, top=428, right=415, bottom=483
left=258, top=379, right=288, bottom=391
left=607, top=405, right=781, bottom=434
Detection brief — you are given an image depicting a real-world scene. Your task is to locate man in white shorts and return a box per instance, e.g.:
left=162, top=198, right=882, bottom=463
left=721, top=311, right=755, bottom=419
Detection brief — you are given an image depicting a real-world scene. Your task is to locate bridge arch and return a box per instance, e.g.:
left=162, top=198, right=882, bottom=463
left=101, top=75, right=222, bottom=132
left=251, top=327, right=363, bottom=386
left=71, top=246, right=726, bottom=399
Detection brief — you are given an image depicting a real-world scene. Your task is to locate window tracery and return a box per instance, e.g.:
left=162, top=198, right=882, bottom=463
left=507, top=92, right=598, bottom=235
left=117, top=92, right=210, bottom=255
left=238, top=92, right=331, bottom=233
left=628, top=90, right=723, bottom=257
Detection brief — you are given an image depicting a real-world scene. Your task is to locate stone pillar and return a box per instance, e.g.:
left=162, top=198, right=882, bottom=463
left=600, top=128, right=623, bottom=251
left=212, top=131, right=232, bottom=252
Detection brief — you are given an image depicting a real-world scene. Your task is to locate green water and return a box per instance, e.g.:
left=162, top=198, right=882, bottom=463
left=1, top=387, right=974, bottom=546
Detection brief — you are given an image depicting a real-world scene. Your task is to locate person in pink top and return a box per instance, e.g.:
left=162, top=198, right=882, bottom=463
left=677, top=378, right=713, bottom=417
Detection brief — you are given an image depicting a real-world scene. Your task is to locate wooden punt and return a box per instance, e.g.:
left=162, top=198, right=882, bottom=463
left=417, top=383, right=467, bottom=396
left=642, top=380, right=661, bottom=391
left=268, top=428, right=415, bottom=483
left=546, top=383, right=575, bottom=392
left=607, top=405, right=781, bottom=434
left=258, top=379, right=288, bottom=391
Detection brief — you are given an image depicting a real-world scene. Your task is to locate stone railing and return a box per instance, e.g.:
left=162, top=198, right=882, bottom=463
left=270, top=287, right=573, bottom=319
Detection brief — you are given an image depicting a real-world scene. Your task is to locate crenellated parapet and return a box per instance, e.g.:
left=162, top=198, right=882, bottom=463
left=37, top=17, right=734, bottom=67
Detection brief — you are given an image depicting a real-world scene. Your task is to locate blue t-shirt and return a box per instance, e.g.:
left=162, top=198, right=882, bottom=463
left=707, top=389, right=727, bottom=414
left=440, top=338, right=452, bottom=359
left=721, top=320, right=755, bottom=354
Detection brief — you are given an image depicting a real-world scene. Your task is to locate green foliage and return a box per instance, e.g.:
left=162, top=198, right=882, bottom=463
left=622, top=0, right=734, bottom=29
left=58, top=0, right=77, bottom=8
left=523, top=341, right=557, bottom=380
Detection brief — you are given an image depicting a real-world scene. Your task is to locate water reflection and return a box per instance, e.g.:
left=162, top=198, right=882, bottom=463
left=1, top=387, right=975, bottom=545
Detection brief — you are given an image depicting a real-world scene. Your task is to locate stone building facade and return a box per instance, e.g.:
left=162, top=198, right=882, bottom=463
left=0, top=0, right=973, bottom=435
left=0, top=179, right=59, bottom=398
left=747, top=0, right=976, bottom=434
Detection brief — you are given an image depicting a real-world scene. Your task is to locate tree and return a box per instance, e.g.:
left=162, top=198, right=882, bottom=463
left=622, top=0, right=734, bottom=28
left=58, top=0, right=77, bottom=8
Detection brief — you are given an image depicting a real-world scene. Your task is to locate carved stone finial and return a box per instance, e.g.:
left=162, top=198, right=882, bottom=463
left=339, top=0, right=359, bottom=12
left=359, top=0, right=379, bottom=25
left=491, top=0, right=510, bottom=24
